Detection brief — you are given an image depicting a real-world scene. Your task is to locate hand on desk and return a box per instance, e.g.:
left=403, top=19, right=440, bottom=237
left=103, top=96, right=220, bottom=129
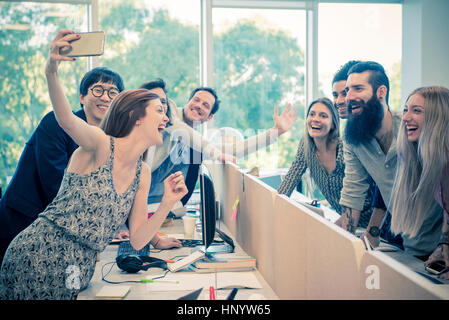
left=154, top=237, right=182, bottom=249
left=362, top=232, right=379, bottom=248
left=116, top=230, right=129, bottom=240
left=425, top=244, right=449, bottom=280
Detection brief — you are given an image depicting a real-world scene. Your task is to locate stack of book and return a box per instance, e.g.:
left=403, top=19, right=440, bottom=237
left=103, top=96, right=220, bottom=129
left=190, top=253, right=256, bottom=273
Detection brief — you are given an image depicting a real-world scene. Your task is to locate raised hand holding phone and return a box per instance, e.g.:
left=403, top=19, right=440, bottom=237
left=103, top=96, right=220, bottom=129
left=60, top=31, right=105, bottom=57
left=45, top=29, right=106, bottom=151
left=46, top=29, right=79, bottom=73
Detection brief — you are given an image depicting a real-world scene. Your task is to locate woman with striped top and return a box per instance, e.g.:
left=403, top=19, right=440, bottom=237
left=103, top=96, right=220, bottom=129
left=278, top=97, right=373, bottom=227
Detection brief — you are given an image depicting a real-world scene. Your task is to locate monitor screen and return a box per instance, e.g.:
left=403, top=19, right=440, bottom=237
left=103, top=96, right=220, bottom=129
left=199, top=165, right=235, bottom=254
left=199, top=165, right=216, bottom=251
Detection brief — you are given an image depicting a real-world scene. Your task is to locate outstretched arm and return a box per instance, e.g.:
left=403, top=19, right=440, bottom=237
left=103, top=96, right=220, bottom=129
left=45, top=29, right=106, bottom=151
left=217, top=104, right=299, bottom=158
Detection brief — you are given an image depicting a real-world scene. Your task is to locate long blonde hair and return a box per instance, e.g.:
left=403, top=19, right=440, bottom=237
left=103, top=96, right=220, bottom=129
left=391, top=86, right=449, bottom=237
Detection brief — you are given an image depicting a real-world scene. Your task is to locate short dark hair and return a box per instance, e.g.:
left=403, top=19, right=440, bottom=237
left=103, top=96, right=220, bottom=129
left=189, top=87, right=220, bottom=115
left=332, top=60, right=361, bottom=84
left=348, top=61, right=390, bottom=104
left=139, top=78, right=172, bottom=123
left=79, top=67, right=124, bottom=107
left=139, top=78, right=167, bottom=93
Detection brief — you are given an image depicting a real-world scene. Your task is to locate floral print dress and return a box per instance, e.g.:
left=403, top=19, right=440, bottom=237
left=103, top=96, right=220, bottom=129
left=0, top=137, right=141, bottom=299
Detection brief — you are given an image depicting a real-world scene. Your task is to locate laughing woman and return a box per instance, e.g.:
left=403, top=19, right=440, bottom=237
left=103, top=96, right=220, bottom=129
left=0, top=30, right=187, bottom=299
left=391, top=86, right=449, bottom=279
left=278, top=98, right=373, bottom=226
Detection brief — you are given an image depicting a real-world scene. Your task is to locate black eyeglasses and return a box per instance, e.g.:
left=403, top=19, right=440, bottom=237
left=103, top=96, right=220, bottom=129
left=89, top=85, right=120, bottom=99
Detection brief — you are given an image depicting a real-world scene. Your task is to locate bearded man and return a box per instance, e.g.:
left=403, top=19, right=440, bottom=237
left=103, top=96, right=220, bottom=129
left=336, top=61, right=443, bottom=259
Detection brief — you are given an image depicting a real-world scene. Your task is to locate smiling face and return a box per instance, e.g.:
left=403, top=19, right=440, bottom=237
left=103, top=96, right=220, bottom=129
left=183, top=90, right=215, bottom=124
left=80, top=81, right=119, bottom=126
left=345, top=71, right=375, bottom=117
left=148, top=87, right=168, bottom=113
left=138, top=98, right=169, bottom=146
left=332, top=80, right=348, bottom=119
left=402, top=93, right=425, bottom=142
left=307, top=102, right=333, bottom=140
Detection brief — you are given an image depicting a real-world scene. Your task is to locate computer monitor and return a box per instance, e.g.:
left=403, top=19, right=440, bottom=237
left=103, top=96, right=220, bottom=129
left=199, top=165, right=234, bottom=254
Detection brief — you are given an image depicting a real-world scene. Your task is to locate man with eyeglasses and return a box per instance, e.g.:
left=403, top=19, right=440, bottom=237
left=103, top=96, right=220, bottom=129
left=0, top=67, right=124, bottom=264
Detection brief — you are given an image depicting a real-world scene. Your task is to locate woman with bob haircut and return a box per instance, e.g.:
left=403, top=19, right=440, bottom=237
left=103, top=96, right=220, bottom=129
left=278, top=97, right=373, bottom=226
left=391, top=86, right=449, bottom=279
left=0, top=30, right=188, bottom=299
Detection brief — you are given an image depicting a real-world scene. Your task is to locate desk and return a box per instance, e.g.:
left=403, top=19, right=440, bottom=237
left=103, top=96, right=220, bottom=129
left=206, top=163, right=449, bottom=299
left=77, top=219, right=278, bottom=300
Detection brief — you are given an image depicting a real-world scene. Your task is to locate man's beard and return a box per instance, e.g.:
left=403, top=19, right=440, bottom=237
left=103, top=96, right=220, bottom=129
left=344, top=94, right=384, bottom=146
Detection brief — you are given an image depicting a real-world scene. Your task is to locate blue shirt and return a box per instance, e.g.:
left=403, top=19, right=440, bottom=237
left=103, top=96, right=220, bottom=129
left=147, top=135, right=190, bottom=205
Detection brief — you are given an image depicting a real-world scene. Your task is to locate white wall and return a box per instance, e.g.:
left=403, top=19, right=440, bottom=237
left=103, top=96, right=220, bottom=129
left=402, top=0, right=449, bottom=103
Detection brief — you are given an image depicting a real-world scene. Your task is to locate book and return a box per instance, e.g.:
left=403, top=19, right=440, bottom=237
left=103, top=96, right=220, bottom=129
left=95, top=285, right=130, bottom=299
left=167, top=250, right=206, bottom=272
left=193, top=253, right=256, bottom=270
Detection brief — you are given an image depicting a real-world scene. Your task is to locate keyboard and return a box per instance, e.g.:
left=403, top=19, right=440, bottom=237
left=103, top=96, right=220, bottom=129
left=180, top=239, right=203, bottom=247
left=116, top=241, right=150, bottom=258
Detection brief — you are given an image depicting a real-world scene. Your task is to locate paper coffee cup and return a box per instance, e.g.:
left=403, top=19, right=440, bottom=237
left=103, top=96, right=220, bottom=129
left=182, top=216, right=197, bottom=239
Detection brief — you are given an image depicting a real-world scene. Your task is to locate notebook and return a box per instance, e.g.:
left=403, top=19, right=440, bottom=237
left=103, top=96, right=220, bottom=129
left=95, top=285, right=130, bottom=299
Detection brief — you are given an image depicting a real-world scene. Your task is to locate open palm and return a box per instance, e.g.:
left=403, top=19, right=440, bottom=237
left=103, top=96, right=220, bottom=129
left=273, top=104, right=299, bottom=135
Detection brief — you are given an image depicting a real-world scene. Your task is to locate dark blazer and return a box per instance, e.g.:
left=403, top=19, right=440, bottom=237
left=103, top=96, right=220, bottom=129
left=0, top=109, right=86, bottom=241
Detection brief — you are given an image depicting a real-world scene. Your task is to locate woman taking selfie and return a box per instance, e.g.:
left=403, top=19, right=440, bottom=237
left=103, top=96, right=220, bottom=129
left=391, top=86, right=449, bottom=279
left=0, top=29, right=188, bottom=299
left=278, top=98, right=373, bottom=226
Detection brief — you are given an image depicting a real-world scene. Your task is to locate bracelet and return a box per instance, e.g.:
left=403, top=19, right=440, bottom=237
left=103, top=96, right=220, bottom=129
left=439, top=232, right=449, bottom=244
left=439, top=242, right=449, bottom=247
left=153, top=238, right=161, bottom=248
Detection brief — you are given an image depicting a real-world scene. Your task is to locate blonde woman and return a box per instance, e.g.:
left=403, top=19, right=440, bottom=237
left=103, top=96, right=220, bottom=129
left=391, top=86, right=449, bottom=279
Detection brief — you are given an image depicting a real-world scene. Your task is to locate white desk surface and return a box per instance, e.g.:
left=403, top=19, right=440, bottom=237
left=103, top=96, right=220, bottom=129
left=78, top=219, right=278, bottom=300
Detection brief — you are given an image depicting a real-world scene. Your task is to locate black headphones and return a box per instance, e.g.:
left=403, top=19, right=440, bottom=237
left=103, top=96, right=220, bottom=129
left=116, top=254, right=167, bottom=273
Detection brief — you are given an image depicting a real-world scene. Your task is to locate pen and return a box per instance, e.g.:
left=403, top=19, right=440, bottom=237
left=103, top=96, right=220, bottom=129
left=140, top=279, right=179, bottom=284
left=209, top=286, right=215, bottom=300
left=226, top=288, right=239, bottom=300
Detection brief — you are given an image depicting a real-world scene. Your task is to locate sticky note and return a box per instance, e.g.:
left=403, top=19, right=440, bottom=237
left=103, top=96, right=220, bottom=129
left=232, top=197, right=240, bottom=211
left=231, top=208, right=238, bottom=221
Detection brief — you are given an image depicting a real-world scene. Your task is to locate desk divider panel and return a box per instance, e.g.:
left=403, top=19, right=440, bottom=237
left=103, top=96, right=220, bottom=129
left=303, top=206, right=366, bottom=299
left=273, top=194, right=366, bottom=299
left=203, top=164, right=449, bottom=299
left=205, top=162, right=241, bottom=236
left=239, top=173, right=278, bottom=288
left=359, top=251, right=447, bottom=299
left=272, top=194, right=308, bottom=299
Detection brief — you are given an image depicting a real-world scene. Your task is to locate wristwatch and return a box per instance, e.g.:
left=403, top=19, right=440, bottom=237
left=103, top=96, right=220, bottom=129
left=368, top=226, right=381, bottom=237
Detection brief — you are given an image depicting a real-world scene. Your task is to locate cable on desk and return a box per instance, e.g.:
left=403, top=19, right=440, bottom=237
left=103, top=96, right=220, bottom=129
left=100, top=261, right=170, bottom=285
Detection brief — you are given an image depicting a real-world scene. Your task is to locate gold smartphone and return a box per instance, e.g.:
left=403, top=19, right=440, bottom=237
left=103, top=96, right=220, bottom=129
left=60, top=31, right=105, bottom=57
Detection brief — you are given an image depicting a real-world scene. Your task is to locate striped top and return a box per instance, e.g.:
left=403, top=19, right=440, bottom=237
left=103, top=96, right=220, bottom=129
left=278, top=138, right=373, bottom=225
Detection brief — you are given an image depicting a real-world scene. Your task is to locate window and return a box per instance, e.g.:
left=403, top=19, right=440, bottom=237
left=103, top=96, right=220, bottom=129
left=318, top=3, right=402, bottom=110
left=96, top=0, right=200, bottom=108
left=0, top=1, right=88, bottom=185
left=212, top=7, right=307, bottom=169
